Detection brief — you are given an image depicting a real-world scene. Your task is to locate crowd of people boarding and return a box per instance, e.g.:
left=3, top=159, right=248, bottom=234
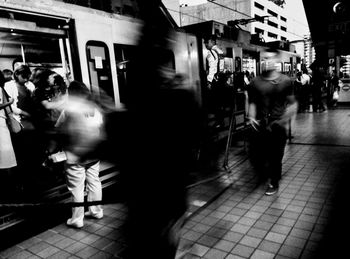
left=0, top=61, right=110, bottom=228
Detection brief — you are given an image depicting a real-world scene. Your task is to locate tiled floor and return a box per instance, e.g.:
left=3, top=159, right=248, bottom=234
left=1, top=109, right=350, bottom=259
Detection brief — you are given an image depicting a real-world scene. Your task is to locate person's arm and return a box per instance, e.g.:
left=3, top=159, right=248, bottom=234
left=246, top=81, right=260, bottom=130
left=284, top=95, right=298, bottom=119
left=275, top=81, right=298, bottom=127
left=247, top=102, right=260, bottom=131
left=207, top=51, right=217, bottom=84
left=41, top=93, right=67, bottom=110
left=0, top=97, right=14, bottom=109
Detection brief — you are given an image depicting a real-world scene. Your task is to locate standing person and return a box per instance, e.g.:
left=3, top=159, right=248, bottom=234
left=4, top=64, right=36, bottom=194
left=295, top=68, right=311, bottom=112
left=4, top=65, right=34, bottom=122
left=2, top=69, right=13, bottom=83
left=204, top=34, right=225, bottom=128
left=329, top=70, right=340, bottom=108
left=247, top=48, right=297, bottom=195
left=0, top=71, right=17, bottom=201
left=311, top=65, right=326, bottom=112
left=56, top=81, right=104, bottom=228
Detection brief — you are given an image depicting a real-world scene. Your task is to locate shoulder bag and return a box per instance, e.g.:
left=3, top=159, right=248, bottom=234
left=2, top=87, right=23, bottom=133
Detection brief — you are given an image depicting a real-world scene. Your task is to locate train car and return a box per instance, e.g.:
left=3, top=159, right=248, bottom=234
left=0, top=0, right=202, bottom=235
left=183, top=21, right=301, bottom=138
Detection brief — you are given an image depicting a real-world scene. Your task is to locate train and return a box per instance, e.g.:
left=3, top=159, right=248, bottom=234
left=0, top=0, right=300, bottom=238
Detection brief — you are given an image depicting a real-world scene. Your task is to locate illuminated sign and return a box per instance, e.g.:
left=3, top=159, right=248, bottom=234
left=342, top=84, right=350, bottom=91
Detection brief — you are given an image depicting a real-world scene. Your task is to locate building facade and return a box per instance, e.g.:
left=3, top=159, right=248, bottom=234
left=303, top=34, right=316, bottom=69
left=179, top=0, right=304, bottom=43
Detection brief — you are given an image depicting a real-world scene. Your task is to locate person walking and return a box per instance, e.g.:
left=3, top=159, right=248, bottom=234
left=56, top=81, right=105, bottom=228
left=247, top=48, right=297, bottom=195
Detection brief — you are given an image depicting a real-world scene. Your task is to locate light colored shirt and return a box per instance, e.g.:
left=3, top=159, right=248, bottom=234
left=300, top=74, right=310, bottom=85
left=206, top=45, right=224, bottom=83
left=4, top=80, right=21, bottom=122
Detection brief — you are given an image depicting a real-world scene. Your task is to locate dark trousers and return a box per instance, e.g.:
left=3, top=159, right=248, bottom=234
left=248, top=123, right=287, bottom=186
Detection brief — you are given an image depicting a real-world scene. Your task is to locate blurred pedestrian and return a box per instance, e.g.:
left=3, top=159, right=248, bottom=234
left=247, top=48, right=297, bottom=195
left=56, top=81, right=105, bottom=228
left=119, top=1, right=200, bottom=257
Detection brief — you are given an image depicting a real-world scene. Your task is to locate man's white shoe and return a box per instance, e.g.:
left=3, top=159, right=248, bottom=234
left=66, top=218, right=84, bottom=228
left=84, top=211, right=103, bottom=219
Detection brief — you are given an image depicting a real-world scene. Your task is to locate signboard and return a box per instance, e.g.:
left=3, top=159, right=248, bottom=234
left=328, top=21, right=350, bottom=33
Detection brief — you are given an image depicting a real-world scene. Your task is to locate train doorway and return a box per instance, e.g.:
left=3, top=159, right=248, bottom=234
left=0, top=8, right=74, bottom=82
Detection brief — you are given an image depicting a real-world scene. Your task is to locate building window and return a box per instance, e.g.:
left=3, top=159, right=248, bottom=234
left=267, top=9, right=278, bottom=17
left=281, top=36, right=287, bottom=41
left=255, top=27, right=264, bottom=35
left=254, top=2, right=264, bottom=10
left=280, top=16, right=287, bottom=22
left=267, top=21, right=278, bottom=28
left=268, top=32, right=278, bottom=39
left=255, top=15, right=264, bottom=23
left=280, top=26, right=287, bottom=32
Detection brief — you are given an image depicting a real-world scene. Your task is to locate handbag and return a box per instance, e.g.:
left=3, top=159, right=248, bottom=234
left=2, top=87, right=23, bottom=133
left=6, top=112, right=23, bottom=133
left=333, top=91, right=339, bottom=101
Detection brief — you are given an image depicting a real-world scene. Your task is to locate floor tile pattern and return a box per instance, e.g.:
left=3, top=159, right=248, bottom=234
left=1, top=109, right=350, bottom=258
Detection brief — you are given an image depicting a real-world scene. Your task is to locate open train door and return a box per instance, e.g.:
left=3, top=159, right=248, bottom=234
left=0, top=7, right=78, bottom=82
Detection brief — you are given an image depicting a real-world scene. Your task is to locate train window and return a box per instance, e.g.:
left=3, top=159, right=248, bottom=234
left=155, top=47, right=176, bottom=71
left=275, top=62, right=283, bottom=72
left=243, top=50, right=258, bottom=76
left=284, top=62, right=292, bottom=75
left=86, top=41, right=114, bottom=101
left=114, top=44, right=135, bottom=104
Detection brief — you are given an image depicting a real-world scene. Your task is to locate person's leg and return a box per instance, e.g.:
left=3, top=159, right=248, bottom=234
left=248, top=129, right=268, bottom=184
left=65, top=163, right=86, bottom=227
left=85, top=161, right=103, bottom=218
left=268, top=124, right=287, bottom=188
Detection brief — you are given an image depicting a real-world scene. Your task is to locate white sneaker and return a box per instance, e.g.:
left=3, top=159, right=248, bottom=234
left=66, top=218, right=84, bottom=228
left=84, top=211, right=103, bottom=219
